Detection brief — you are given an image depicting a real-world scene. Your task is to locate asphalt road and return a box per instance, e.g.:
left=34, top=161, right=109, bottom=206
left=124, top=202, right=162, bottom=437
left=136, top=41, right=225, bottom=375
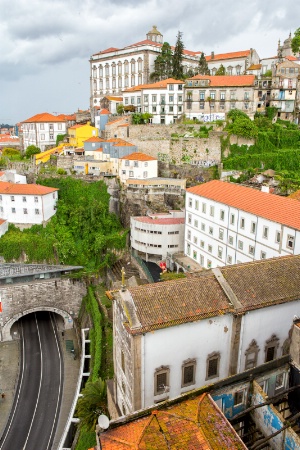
left=0, top=311, right=63, bottom=450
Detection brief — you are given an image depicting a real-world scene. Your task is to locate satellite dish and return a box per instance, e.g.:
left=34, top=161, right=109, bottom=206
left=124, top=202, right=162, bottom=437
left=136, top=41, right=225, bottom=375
left=98, top=414, right=109, bottom=430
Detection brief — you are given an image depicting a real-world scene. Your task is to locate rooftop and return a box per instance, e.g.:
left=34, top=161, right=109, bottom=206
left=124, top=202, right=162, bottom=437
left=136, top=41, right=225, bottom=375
left=189, top=74, right=255, bottom=87
left=100, top=393, right=246, bottom=449
left=0, top=182, right=58, bottom=196
left=121, top=152, right=157, bottom=161
left=206, top=49, right=251, bottom=61
left=124, top=77, right=184, bottom=92
left=22, top=112, right=67, bottom=123
left=187, top=180, right=300, bottom=230
left=134, top=216, right=185, bottom=225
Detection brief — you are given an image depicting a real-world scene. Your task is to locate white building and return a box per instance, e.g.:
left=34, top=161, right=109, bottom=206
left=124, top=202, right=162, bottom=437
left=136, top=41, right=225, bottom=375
left=21, top=113, right=69, bottom=151
left=119, top=152, right=157, bottom=183
left=123, top=78, right=184, bottom=124
left=110, top=255, right=300, bottom=415
left=206, top=49, right=260, bottom=76
left=185, top=180, right=300, bottom=270
left=0, top=182, right=58, bottom=226
left=89, top=26, right=201, bottom=117
left=131, top=211, right=185, bottom=261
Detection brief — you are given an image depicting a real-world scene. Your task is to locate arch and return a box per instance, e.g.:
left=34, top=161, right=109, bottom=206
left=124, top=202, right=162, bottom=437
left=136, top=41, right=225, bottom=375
left=1, top=306, right=74, bottom=341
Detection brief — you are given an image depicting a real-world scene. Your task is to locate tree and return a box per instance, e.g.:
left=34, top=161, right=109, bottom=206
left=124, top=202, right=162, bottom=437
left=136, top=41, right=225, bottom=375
left=226, top=108, right=250, bottom=123
left=172, top=31, right=185, bottom=79
left=150, top=42, right=173, bottom=81
left=2, top=147, right=21, bottom=157
left=197, top=52, right=210, bottom=75
left=291, top=28, right=300, bottom=55
left=215, top=64, right=225, bottom=76
left=76, top=378, right=107, bottom=431
left=56, top=134, right=66, bottom=146
left=25, top=145, right=41, bottom=158
left=116, top=103, right=124, bottom=115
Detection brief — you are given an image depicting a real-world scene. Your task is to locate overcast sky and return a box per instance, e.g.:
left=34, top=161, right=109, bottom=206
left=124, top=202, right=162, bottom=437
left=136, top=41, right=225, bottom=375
left=1, top=0, right=299, bottom=126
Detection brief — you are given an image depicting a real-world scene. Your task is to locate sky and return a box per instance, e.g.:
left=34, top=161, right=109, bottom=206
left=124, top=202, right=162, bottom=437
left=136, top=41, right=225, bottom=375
left=1, top=0, right=299, bottom=126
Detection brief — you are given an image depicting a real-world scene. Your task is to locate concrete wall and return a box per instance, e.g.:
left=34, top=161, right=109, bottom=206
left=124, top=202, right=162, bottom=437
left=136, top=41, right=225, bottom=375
left=0, top=277, right=86, bottom=341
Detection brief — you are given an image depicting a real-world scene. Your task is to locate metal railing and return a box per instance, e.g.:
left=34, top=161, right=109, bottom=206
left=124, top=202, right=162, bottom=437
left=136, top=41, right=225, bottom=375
left=131, top=251, right=155, bottom=283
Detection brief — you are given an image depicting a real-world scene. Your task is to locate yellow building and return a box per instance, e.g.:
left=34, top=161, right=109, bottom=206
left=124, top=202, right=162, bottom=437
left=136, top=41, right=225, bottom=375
left=68, top=123, right=98, bottom=147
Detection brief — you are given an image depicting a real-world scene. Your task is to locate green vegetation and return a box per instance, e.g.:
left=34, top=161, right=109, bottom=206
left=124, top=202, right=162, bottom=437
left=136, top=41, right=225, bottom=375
left=160, top=272, right=186, bottom=281
left=25, top=145, right=41, bottom=158
left=116, top=103, right=124, bottom=115
left=0, top=177, right=127, bottom=272
left=132, top=112, right=153, bottom=124
left=56, top=134, right=67, bottom=146
left=150, top=42, right=173, bottom=81
left=77, top=378, right=107, bottom=431
left=291, top=27, right=300, bottom=55
left=2, top=147, right=22, bottom=161
left=197, top=52, right=210, bottom=75
left=215, top=64, right=226, bottom=76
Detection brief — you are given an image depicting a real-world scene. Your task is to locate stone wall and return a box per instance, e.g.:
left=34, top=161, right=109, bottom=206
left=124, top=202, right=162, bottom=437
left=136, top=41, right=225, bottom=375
left=0, top=277, right=86, bottom=340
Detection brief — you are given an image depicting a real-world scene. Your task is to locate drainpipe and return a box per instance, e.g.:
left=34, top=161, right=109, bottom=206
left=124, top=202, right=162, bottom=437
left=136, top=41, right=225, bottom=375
left=236, top=314, right=245, bottom=373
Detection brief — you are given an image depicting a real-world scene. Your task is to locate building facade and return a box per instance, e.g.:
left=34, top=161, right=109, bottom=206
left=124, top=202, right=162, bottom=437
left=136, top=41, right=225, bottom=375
left=185, top=180, right=300, bottom=270
left=130, top=211, right=185, bottom=261
left=21, top=113, right=69, bottom=151
left=270, top=60, right=300, bottom=121
left=184, top=75, right=256, bottom=121
left=119, top=152, right=157, bottom=183
left=0, top=182, right=58, bottom=226
left=206, top=49, right=260, bottom=76
left=123, top=78, right=184, bottom=124
left=110, top=255, right=300, bottom=415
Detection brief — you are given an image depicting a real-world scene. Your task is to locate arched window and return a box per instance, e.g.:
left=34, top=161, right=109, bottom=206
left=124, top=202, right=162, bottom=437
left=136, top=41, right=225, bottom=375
left=131, top=59, right=135, bottom=73
left=265, top=334, right=280, bottom=362
left=244, top=339, right=260, bottom=370
left=124, top=60, right=129, bottom=74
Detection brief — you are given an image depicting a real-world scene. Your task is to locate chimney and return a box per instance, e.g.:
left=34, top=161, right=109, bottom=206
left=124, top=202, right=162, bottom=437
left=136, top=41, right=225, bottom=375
left=211, top=51, right=214, bottom=60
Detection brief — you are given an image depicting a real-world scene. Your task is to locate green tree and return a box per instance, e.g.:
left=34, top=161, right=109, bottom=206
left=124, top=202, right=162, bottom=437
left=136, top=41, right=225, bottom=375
left=197, top=52, right=210, bottom=75
left=150, top=42, right=173, bottom=81
left=172, top=31, right=185, bottom=79
left=228, top=117, right=259, bottom=139
left=215, top=64, right=226, bottom=75
left=226, top=108, right=250, bottom=123
left=291, top=28, right=300, bottom=55
left=25, top=145, right=41, bottom=158
left=56, top=134, right=66, bottom=146
left=116, top=103, right=124, bottom=115
left=76, top=378, right=107, bottom=431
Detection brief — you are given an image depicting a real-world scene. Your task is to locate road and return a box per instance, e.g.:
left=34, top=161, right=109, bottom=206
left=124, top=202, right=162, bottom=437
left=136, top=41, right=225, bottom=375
left=0, top=311, right=63, bottom=450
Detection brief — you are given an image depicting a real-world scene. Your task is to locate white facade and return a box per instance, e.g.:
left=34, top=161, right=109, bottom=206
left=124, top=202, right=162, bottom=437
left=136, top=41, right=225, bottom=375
left=185, top=180, right=300, bottom=270
left=21, top=113, right=68, bottom=151
left=130, top=211, right=185, bottom=261
left=123, top=78, right=184, bottom=124
left=119, top=153, right=157, bottom=183
left=0, top=219, right=8, bottom=237
left=112, top=255, right=300, bottom=415
left=0, top=183, right=58, bottom=225
left=206, top=49, right=260, bottom=76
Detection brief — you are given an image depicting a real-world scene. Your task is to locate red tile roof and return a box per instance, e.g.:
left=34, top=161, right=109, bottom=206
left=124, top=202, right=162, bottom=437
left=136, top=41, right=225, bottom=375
left=285, top=55, right=298, bottom=61
left=22, top=113, right=66, bottom=123
left=84, top=137, right=105, bottom=143
left=0, top=182, right=58, bottom=196
left=134, top=216, right=184, bottom=225
left=189, top=74, right=255, bottom=86
left=0, top=218, right=7, bottom=225
left=107, top=138, right=134, bottom=147
left=99, top=108, right=111, bottom=115
left=187, top=180, right=300, bottom=230
left=93, top=47, right=119, bottom=56
left=206, top=50, right=251, bottom=61
left=107, top=118, right=126, bottom=125
left=124, top=77, right=184, bottom=92
left=121, top=152, right=157, bottom=161
left=100, top=393, right=246, bottom=449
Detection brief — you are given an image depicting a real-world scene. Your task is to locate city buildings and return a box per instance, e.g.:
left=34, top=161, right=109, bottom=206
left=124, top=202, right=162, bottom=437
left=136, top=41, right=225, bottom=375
left=185, top=180, right=300, bottom=270
left=119, top=152, right=157, bottom=183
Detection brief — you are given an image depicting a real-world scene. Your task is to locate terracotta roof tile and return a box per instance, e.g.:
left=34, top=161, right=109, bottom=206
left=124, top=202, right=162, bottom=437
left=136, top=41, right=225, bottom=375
left=84, top=137, right=105, bottom=142
left=22, top=112, right=66, bottom=123
left=0, top=182, right=58, bottom=196
left=124, top=77, right=184, bottom=92
left=106, top=138, right=134, bottom=147
left=135, top=216, right=184, bottom=225
left=189, top=74, right=255, bottom=87
left=187, top=180, right=300, bottom=230
left=206, top=50, right=251, bottom=61
left=93, top=47, right=119, bottom=55
left=100, top=393, right=246, bottom=449
left=121, top=152, right=156, bottom=161
left=126, top=273, right=230, bottom=333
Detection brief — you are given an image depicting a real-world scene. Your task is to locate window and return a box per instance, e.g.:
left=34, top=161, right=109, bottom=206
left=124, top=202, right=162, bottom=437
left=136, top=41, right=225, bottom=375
left=201, top=223, right=205, bottom=231
left=209, top=226, right=213, bottom=235
left=207, top=260, right=212, bottom=268
left=275, top=373, right=285, bottom=390
left=35, top=209, right=40, bottom=215
left=234, top=390, right=245, bottom=406
left=22, top=196, right=26, bottom=202
left=275, top=231, right=281, bottom=244
left=200, top=240, right=204, bottom=248
left=245, top=339, right=259, bottom=370
left=152, top=95, right=157, bottom=103
left=240, top=218, right=245, bottom=229
left=202, top=202, right=206, bottom=213
left=129, top=171, right=134, bottom=177
left=154, top=366, right=170, bottom=395
left=230, top=214, right=235, bottom=225
left=169, top=95, right=174, bottom=103
left=188, top=214, right=192, bottom=224
left=23, top=208, right=28, bottom=214
left=227, top=255, right=232, bottom=264
left=219, top=228, right=224, bottom=240
left=40, top=123, right=44, bottom=130
left=41, top=134, right=45, bottom=140
left=263, top=226, right=269, bottom=239
left=193, top=236, right=198, bottom=245
left=220, top=210, right=225, bottom=221
left=125, top=160, right=129, bottom=166
left=178, top=95, right=182, bottom=102
left=143, top=171, right=148, bottom=178
left=34, top=196, right=38, bottom=203
left=144, top=162, right=148, bottom=167
left=152, top=106, right=156, bottom=113
left=181, top=359, right=196, bottom=387
left=144, top=95, right=149, bottom=103
left=287, top=235, right=295, bottom=250
left=261, top=251, right=266, bottom=259
left=208, top=245, right=212, bottom=253
left=188, top=198, right=192, bottom=207
left=218, top=246, right=223, bottom=258
left=11, top=196, right=15, bottom=202
left=195, top=200, right=199, bottom=210
left=134, top=161, right=139, bottom=167
left=169, top=106, right=173, bottom=112
left=187, top=243, right=191, bottom=255
left=265, top=334, right=279, bottom=362
left=193, top=250, right=197, bottom=260
left=228, top=235, right=233, bottom=245
left=11, top=207, right=16, bottom=213
left=238, top=240, right=243, bottom=250
left=194, top=219, right=198, bottom=228
left=169, top=84, right=174, bottom=91
left=210, top=205, right=214, bottom=217
left=251, top=222, right=256, bottom=234
left=200, top=254, right=204, bottom=265
left=206, top=352, right=220, bottom=379
left=249, top=245, right=254, bottom=255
